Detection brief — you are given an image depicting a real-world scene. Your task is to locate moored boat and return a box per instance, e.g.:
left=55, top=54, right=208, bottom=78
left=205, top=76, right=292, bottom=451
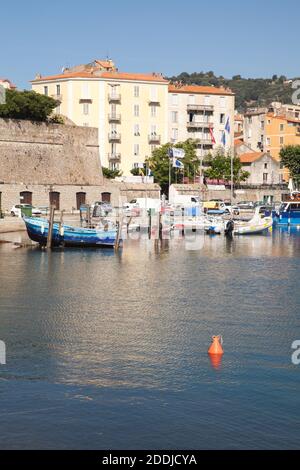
left=24, top=217, right=118, bottom=248
left=272, top=192, right=300, bottom=226
left=234, top=207, right=273, bottom=235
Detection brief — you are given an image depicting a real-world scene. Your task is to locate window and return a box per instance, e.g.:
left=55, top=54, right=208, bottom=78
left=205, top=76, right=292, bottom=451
left=220, top=113, right=225, bottom=124
left=248, top=116, right=252, bottom=124
left=171, top=111, right=178, bottom=123
left=264, top=163, right=268, bottom=169
left=171, top=128, right=178, bottom=142
left=83, top=103, right=89, bottom=115
left=134, top=85, right=139, bottom=98
left=150, top=86, right=158, bottom=101
left=56, top=84, right=60, bottom=95
left=260, top=120, right=265, bottom=129
left=204, top=96, right=210, bottom=105
left=248, top=129, right=252, bottom=138
left=172, top=94, right=178, bottom=106
left=220, top=96, right=225, bottom=108
left=280, top=136, right=284, bottom=145
left=134, top=144, right=139, bottom=156
left=280, top=123, right=284, bottom=132
left=151, top=125, right=157, bottom=136
left=134, top=104, right=139, bottom=117
left=44, top=86, right=48, bottom=96
left=151, top=105, right=156, bottom=117
left=263, top=173, right=268, bottom=183
left=134, top=124, right=140, bottom=136
left=266, top=137, right=271, bottom=146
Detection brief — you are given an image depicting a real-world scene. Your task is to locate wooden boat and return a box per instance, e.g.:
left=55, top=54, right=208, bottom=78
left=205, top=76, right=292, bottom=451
left=24, top=217, right=118, bottom=248
left=233, top=208, right=272, bottom=235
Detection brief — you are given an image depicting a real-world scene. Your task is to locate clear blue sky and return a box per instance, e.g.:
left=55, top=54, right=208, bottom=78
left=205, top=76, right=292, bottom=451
left=3, top=0, right=300, bottom=89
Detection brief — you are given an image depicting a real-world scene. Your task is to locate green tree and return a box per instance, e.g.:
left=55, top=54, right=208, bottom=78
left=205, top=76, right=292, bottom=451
left=146, top=140, right=200, bottom=194
left=130, top=167, right=143, bottom=176
left=102, top=167, right=122, bottom=179
left=279, top=145, right=300, bottom=187
left=0, top=89, right=59, bottom=122
left=204, top=150, right=250, bottom=184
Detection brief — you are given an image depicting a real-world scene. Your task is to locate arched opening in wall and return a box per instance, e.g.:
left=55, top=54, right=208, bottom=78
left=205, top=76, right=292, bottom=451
left=76, top=192, right=86, bottom=210
left=20, top=191, right=32, bottom=205
left=101, top=192, right=111, bottom=203
left=49, top=192, right=60, bottom=210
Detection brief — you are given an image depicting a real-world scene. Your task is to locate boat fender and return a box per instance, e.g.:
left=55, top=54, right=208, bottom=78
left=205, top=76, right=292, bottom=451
left=60, top=226, right=64, bottom=237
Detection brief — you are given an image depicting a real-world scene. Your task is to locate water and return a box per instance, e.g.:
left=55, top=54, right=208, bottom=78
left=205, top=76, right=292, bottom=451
left=0, top=229, right=300, bottom=449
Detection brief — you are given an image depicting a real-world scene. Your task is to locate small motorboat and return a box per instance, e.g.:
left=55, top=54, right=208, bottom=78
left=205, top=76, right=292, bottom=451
left=233, top=207, right=272, bottom=235
left=23, top=217, right=118, bottom=248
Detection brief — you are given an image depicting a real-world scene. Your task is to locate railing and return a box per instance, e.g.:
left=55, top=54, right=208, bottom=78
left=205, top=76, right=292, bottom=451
left=187, top=104, right=214, bottom=112
left=108, top=114, right=121, bottom=122
left=195, top=137, right=213, bottom=145
left=108, top=94, right=121, bottom=103
left=108, top=132, right=121, bottom=142
left=149, top=98, right=160, bottom=105
left=187, top=121, right=214, bottom=128
left=108, top=153, right=121, bottom=162
left=148, top=134, right=161, bottom=143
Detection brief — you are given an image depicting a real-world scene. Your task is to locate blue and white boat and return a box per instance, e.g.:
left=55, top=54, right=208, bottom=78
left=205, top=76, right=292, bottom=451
left=272, top=192, right=300, bottom=226
left=24, top=217, right=118, bottom=248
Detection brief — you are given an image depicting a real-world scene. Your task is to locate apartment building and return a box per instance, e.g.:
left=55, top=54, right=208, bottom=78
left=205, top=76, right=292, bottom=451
left=243, top=108, right=267, bottom=152
left=31, top=60, right=169, bottom=175
left=168, top=83, right=235, bottom=162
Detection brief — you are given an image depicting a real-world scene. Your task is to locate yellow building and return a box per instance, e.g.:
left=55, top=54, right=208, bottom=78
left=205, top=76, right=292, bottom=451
left=265, top=113, right=300, bottom=180
left=31, top=60, right=169, bottom=175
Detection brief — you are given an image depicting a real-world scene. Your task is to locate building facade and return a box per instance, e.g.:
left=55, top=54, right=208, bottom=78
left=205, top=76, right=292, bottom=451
left=168, top=84, right=235, bottom=162
left=239, top=152, right=281, bottom=185
left=31, top=60, right=169, bottom=176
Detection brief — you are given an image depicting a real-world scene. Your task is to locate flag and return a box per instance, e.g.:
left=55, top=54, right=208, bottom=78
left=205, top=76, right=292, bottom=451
left=147, top=168, right=152, bottom=177
left=173, top=158, right=184, bottom=169
left=221, top=131, right=226, bottom=146
left=209, top=128, right=216, bottom=144
left=172, top=147, right=185, bottom=159
left=225, top=117, right=231, bottom=134
left=168, top=147, right=173, bottom=158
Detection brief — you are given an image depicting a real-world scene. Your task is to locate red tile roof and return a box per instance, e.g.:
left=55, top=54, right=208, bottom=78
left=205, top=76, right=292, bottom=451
left=168, top=84, right=234, bottom=96
left=239, top=152, right=266, bottom=163
left=32, top=71, right=168, bottom=83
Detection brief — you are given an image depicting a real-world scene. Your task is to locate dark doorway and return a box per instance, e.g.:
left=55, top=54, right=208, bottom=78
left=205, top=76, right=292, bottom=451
left=76, top=192, right=86, bottom=210
left=49, top=192, right=60, bottom=210
left=20, top=191, right=32, bottom=205
left=101, top=192, right=111, bottom=203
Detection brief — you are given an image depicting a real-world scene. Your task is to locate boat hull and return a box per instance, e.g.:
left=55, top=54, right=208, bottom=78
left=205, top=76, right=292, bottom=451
left=24, top=217, right=117, bottom=248
left=272, top=210, right=300, bottom=226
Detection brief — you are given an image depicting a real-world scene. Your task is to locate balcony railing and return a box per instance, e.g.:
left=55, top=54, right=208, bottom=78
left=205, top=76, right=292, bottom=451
left=196, top=137, right=213, bottom=145
left=108, top=132, right=121, bottom=142
left=108, top=153, right=121, bottom=162
left=187, top=104, right=214, bottom=112
left=149, top=98, right=160, bottom=105
left=148, top=134, right=161, bottom=144
left=108, top=94, right=121, bottom=103
left=108, top=114, right=121, bottom=122
left=187, top=121, right=214, bottom=129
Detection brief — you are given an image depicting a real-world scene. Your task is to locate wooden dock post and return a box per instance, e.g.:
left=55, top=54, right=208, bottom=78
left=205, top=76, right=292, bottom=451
left=115, top=213, right=123, bottom=251
left=46, top=205, right=55, bottom=250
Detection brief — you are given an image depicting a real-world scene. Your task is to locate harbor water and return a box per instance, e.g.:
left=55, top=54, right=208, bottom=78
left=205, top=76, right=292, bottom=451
left=0, top=228, right=299, bottom=449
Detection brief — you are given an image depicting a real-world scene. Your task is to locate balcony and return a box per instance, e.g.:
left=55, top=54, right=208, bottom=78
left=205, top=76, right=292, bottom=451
left=187, top=104, right=214, bottom=112
left=196, top=137, right=213, bottom=145
left=108, top=132, right=121, bottom=142
left=108, top=153, right=121, bottom=162
left=187, top=121, right=214, bottom=129
left=149, top=98, right=160, bottom=105
left=108, top=113, right=121, bottom=123
left=108, top=93, right=121, bottom=103
left=148, top=134, right=161, bottom=144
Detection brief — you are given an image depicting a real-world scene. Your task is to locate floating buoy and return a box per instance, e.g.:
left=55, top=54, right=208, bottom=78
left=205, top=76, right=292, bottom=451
left=208, top=335, right=224, bottom=356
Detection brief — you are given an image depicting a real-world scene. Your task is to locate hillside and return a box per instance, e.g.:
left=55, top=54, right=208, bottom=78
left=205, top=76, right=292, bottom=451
left=167, top=72, right=298, bottom=110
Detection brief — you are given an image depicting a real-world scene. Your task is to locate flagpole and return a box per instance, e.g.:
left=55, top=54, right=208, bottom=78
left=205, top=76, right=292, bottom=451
left=169, top=155, right=171, bottom=200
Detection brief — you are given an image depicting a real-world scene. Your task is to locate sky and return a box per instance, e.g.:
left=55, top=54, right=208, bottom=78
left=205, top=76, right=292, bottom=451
left=2, top=0, right=300, bottom=89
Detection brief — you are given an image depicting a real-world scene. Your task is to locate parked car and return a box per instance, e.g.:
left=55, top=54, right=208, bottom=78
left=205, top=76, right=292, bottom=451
left=92, top=201, right=113, bottom=217
left=10, top=204, right=42, bottom=217
left=223, top=201, right=240, bottom=215
left=236, top=201, right=255, bottom=210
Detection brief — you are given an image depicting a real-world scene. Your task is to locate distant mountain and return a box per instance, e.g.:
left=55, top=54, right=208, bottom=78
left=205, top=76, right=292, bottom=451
left=167, top=72, right=299, bottom=111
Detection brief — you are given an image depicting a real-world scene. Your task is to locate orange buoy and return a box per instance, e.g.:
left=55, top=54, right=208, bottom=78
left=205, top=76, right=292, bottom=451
left=208, top=335, right=224, bottom=356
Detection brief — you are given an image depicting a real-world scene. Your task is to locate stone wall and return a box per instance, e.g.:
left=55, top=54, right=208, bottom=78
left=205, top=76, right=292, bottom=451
left=0, top=118, right=103, bottom=185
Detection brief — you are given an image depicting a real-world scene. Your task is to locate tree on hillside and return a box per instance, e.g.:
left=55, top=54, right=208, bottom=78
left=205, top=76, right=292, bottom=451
left=0, top=89, right=59, bottom=122
left=279, top=145, right=300, bottom=188
left=204, top=150, right=250, bottom=184
left=146, top=140, right=200, bottom=194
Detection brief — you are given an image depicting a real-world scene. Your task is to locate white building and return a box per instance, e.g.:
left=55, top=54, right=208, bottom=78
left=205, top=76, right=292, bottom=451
left=168, top=83, right=235, bottom=164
